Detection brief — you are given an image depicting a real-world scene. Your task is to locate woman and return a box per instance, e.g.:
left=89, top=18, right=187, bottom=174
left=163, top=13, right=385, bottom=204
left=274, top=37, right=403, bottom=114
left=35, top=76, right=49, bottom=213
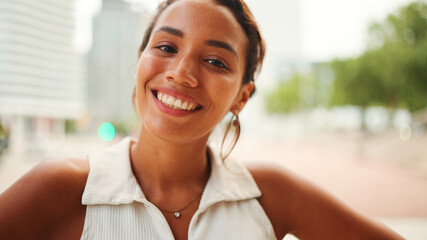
left=0, top=0, right=403, bottom=239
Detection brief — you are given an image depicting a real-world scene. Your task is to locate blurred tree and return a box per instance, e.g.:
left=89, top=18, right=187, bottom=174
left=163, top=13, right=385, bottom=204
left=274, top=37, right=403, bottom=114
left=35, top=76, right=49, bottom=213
left=111, top=118, right=140, bottom=136
left=111, top=121, right=132, bottom=136
left=265, top=64, right=333, bottom=114
left=265, top=72, right=320, bottom=113
left=265, top=73, right=301, bottom=113
left=266, top=1, right=427, bottom=117
left=65, top=119, right=78, bottom=134
left=331, top=1, right=427, bottom=112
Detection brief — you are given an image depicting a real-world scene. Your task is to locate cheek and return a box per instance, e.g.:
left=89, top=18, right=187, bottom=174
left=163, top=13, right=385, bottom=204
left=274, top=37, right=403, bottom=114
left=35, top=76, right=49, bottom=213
left=136, top=54, right=164, bottom=86
left=205, top=76, right=241, bottom=108
left=135, top=54, right=163, bottom=113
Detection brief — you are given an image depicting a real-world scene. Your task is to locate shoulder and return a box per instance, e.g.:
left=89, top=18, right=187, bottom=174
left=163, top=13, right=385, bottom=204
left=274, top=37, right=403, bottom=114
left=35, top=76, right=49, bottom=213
left=0, top=157, right=89, bottom=239
left=246, top=162, right=404, bottom=240
left=18, top=157, right=90, bottom=200
left=36, top=157, right=89, bottom=185
left=245, top=162, right=306, bottom=238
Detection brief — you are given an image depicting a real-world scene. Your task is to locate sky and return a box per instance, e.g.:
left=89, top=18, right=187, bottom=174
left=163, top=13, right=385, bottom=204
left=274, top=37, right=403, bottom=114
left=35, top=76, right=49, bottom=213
left=300, top=0, right=419, bottom=62
left=100, top=0, right=421, bottom=62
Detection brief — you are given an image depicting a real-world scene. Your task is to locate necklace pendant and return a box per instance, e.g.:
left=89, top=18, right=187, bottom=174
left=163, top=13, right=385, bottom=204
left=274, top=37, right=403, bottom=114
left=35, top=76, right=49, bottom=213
left=174, top=212, right=181, bottom=218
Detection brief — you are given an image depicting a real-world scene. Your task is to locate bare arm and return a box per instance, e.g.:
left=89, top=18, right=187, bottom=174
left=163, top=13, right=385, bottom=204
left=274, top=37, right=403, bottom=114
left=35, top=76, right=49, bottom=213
left=247, top=163, right=404, bottom=240
left=0, top=158, right=88, bottom=240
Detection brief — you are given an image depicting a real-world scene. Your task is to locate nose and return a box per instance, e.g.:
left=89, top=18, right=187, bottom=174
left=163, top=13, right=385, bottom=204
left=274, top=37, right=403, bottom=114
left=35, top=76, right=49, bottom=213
left=165, top=54, right=199, bottom=88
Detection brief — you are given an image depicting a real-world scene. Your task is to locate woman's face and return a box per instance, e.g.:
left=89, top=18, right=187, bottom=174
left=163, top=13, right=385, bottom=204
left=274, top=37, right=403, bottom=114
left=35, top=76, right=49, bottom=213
left=135, top=0, right=253, bottom=144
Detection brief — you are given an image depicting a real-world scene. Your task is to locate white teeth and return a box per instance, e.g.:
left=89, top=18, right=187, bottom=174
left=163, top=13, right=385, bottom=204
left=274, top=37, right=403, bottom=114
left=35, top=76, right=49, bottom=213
left=156, top=91, right=198, bottom=111
left=167, top=96, right=175, bottom=105
left=174, top=99, right=182, bottom=108
left=187, top=103, right=194, bottom=111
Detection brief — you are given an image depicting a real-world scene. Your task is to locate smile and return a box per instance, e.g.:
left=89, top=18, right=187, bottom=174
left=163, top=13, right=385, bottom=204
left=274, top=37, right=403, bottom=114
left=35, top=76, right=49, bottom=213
left=155, top=91, right=201, bottom=111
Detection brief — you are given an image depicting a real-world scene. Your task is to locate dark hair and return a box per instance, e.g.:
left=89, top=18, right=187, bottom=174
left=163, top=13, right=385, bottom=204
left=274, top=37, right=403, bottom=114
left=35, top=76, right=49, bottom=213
left=132, top=0, right=265, bottom=109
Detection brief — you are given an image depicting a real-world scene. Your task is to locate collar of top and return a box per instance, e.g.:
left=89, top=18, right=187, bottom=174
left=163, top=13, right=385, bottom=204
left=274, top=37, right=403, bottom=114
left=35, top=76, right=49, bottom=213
left=81, top=137, right=261, bottom=210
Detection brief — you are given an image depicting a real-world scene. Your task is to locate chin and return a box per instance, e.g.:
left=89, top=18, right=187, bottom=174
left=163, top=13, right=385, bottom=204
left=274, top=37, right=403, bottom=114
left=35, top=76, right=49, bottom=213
left=140, top=119, right=211, bottom=145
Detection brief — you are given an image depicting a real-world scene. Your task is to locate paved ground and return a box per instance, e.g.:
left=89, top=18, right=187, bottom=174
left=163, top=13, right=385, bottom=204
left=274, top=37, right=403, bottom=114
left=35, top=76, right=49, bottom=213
left=229, top=132, right=427, bottom=218
left=1, top=132, right=427, bottom=239
left=229, top=131, right=427, bottom=239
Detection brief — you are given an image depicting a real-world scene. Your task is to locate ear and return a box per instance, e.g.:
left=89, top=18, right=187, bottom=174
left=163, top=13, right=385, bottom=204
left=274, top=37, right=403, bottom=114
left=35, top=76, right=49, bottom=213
left=231, top=82, right=254, bottom=114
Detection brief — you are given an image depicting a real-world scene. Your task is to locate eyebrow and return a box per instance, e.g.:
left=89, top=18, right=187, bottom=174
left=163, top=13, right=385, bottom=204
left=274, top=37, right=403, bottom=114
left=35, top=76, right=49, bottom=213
left=206, top=40, right=238, bottom=58
left=155, top=26, right=184, bottom=37
left=155, top=26, right=238, bottom=58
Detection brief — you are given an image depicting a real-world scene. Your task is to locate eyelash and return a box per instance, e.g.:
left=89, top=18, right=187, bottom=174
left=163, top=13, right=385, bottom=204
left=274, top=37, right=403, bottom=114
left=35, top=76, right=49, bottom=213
left=204, top=59, right=229, bottom=70
left=154, top=44, right=230, bottom=71
left=155, top=45, right=177, bottom=53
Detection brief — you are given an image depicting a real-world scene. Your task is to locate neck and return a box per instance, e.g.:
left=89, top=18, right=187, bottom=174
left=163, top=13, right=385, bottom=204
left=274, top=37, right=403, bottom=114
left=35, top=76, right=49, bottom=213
left=130, top=124, right=211, bottom=198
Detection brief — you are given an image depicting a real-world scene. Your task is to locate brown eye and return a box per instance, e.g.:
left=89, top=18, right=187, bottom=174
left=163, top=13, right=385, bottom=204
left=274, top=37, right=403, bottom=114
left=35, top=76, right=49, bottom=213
left=205, top=59, right=228, bottom=70
left=156, top=45, right=177, bottom=53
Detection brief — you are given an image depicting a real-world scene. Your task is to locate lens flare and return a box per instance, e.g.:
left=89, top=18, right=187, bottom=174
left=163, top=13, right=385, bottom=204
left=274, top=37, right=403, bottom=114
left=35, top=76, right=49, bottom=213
left=98, top=122, right=115, bottom=142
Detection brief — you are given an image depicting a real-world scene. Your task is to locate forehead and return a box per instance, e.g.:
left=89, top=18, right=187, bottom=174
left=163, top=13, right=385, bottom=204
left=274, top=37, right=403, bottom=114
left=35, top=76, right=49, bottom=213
left=154, top=0, right=247, bottom=54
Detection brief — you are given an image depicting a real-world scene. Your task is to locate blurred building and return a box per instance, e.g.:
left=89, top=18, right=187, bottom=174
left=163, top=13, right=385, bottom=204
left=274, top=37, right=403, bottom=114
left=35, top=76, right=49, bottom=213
left=87, top=0, right=149, bottom=127
left=237, top=0, right=304, bottom=138
left=246, top=0, right=302, bottom=90
left=0, top=0, right=86, bottom=156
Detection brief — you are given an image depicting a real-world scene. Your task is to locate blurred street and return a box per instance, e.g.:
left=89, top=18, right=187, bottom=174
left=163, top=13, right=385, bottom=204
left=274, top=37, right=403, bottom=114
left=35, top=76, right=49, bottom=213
left=231, top=130, right=427, bottom=239
left=1, top=131, right=427, bottom=239
left=231, top=131, right=427, bottom=217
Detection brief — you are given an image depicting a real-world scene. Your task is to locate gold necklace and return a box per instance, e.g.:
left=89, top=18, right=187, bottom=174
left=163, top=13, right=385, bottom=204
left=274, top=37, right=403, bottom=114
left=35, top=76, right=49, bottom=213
left=154, top=191, right=204, bottom=218
left=150, top=152, right=210, bottom=218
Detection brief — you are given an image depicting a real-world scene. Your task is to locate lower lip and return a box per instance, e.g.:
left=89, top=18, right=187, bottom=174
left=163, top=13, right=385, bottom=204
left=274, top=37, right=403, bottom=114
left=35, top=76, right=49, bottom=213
left=153, top=93, right=199, bottom=117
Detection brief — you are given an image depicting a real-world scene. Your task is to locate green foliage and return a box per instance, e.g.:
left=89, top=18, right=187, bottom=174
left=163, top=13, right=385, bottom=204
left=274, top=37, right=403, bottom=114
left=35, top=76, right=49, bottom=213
left=110, top=118, right=139, bottom=136
left=65, top=119, right=77, bottom=134
left=266, top=1, right=427, bottom=114
left=265, top=70, right=328, bottom=113
left=331, top=1, right=427, bottom=112
left=111, top=121, right=131, bottom=135
left=265, top=74, right=301, bottom=113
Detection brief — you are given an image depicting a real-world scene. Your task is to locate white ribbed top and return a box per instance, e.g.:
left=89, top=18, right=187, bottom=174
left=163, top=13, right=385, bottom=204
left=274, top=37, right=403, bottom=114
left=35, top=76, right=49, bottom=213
left=80, top=137, right=276, bottom=240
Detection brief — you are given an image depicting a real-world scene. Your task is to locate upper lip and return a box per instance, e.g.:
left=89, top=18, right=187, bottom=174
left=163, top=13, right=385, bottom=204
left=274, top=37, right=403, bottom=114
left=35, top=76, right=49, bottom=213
left=151, top=86, right=202, bottom=107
